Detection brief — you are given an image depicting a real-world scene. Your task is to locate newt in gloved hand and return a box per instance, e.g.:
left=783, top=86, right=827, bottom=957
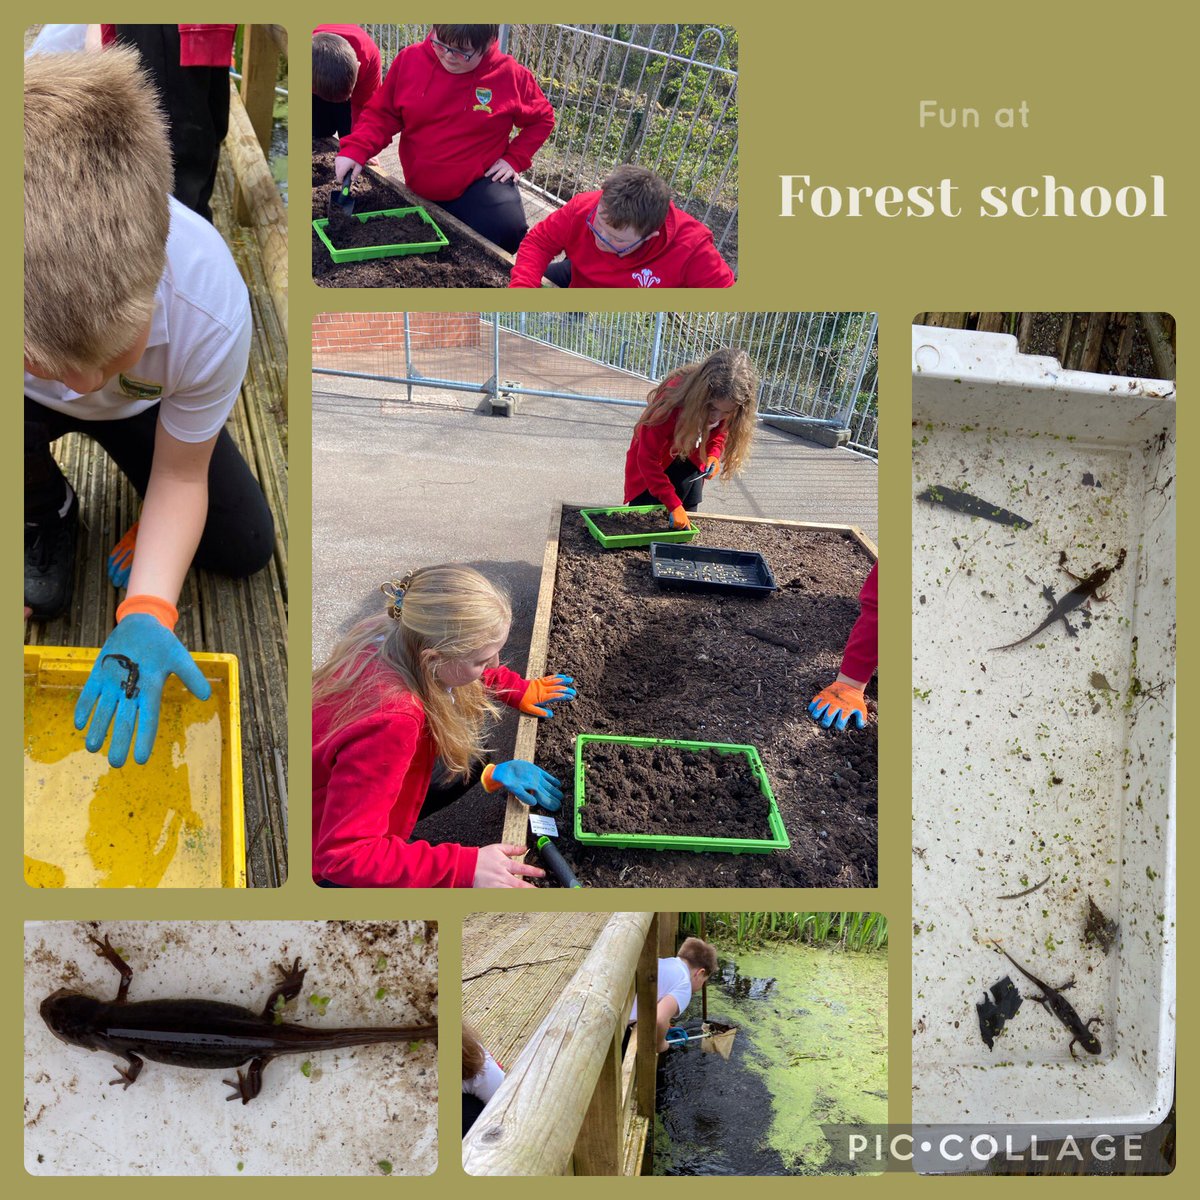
left=808, top=561, right=878, bottom=733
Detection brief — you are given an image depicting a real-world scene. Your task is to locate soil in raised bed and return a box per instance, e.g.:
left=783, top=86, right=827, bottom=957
left=533, top=508, right=878, bottom=888
left=323, top=208, right=442, bottom=252
left=579, top=743, right=770, bottom=840
left=589, top=509, right=676, bottom=538
left=312, top=143, right=511, bottom=288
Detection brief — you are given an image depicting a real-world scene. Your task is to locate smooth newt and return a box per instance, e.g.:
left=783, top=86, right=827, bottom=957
left=990, top=549, right=1126, bottom=652
left=40, top=935, right=438, bottom=1103
left=989, top=940, right=1102, bottom=1057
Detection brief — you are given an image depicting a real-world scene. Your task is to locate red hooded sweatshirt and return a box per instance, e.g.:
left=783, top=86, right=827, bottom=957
left=839, top=561, right=879, bottom=683
left=337, top=33, right=554, bottom=203
left=510, top=190, right=736, bottom=289
left=314, top=24, right=383, bottom=128
left=312, top=661, right=530, bottom=888
left=624, top=397, right=729, bottom=512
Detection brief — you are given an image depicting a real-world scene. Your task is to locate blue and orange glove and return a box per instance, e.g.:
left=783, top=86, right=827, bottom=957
left=808, top=681, right=868, bottom=731
left=669, top=505, right=692, bottom=531
left=703, top=454, right=720, bottom=479
left=518, top=674, right=576, bottom=718
left=107, top=522, right=138, bottom=589
left=665, top=1027, right=689, bottom=1048
left=481, top=760, right=564, bottom=811
left=74, top=595, right=211, bottom=767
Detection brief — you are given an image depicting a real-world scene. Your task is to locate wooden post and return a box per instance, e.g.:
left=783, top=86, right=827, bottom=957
left=573, top=1031, right=621, bottom=1174
left=634, top=915, right=658, bottom=1121
left=656, top=913, right=677, bottom=957
left=463, top=912, right=655, bottom=1176
left=239, top=25, right=278, bottom=156
left=699, top=912, right=708, bottom=1022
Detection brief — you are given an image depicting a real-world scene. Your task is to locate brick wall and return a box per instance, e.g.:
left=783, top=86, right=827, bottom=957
left=311, top=312, right=482, bottom=356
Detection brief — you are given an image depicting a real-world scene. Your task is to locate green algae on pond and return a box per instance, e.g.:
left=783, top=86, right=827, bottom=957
left=655, top=942, right=888, bottom=1175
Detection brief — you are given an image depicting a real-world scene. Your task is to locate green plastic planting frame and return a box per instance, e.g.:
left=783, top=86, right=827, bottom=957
left=573, top=733, right=790, bottom=853
left=312, top=205, right=449, bottom=263
left=579, top=504, right=700, bottom=549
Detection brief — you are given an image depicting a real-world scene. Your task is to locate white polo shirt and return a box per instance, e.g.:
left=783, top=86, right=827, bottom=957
left=25, top=196, right=252, bottom=444
left=462, top=1049, right=505, bottom=1103
left=629, top=956, right=693, bottom=1023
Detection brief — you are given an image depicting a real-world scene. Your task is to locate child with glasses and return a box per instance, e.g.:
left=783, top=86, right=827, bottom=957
left=333, top=25, right=553, bottom=254
left=510, top=164, right=736, bottom=288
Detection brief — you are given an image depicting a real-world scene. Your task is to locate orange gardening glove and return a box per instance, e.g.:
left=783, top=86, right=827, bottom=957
left=808, top=681, right=868, bottom=731
left=107, top=522, right=138, bottom=588
left=669, top=505, right=692, bottom=531
left=518, top=674, right=577, bottom=718
left=703, top=454, right=721, bottom=479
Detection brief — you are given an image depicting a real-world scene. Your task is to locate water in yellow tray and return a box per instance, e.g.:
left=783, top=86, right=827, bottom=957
left=24, top=676, right=229, bottom=888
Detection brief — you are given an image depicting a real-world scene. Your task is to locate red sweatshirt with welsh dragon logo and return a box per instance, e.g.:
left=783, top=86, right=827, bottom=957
left=337, top=33, right=554, bottom=203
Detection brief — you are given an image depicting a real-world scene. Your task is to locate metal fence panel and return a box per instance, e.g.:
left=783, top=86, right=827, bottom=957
left=361, top=23, right=739, bottom=264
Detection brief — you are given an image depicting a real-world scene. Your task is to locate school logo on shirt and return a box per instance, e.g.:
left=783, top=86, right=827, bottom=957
left=473, top=87, right=493, bottom=113
left=117, top=374, right=164, bottom=400
left=631, top=268, right=662, bottom=288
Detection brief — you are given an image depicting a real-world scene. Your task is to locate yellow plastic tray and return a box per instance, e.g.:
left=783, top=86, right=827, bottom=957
left=23, top=646, right=246, bottom=889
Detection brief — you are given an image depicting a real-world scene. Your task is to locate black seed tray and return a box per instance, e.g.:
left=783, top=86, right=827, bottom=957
left=649, top=542, right=778, bottom=596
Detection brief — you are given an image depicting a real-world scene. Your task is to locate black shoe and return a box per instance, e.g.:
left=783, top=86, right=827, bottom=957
left=25, top=490, right=78, bottom=619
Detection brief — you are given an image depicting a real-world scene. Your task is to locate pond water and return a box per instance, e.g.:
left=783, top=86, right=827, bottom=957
left=654, top=942, right=888, bottom=1175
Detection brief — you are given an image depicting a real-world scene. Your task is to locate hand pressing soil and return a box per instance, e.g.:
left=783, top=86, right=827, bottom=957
left=580, top=743, right=770, bottom=839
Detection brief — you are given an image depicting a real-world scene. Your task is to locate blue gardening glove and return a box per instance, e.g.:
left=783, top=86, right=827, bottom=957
left=665, top=1027, right=689, bottom=1048
left=481, top=760, right=564, bottom=812
left=107, top=522, right=138, bottom=589
left=808, top=681, right=868, bottom=732
left=74, top=608, right=211, bottom=767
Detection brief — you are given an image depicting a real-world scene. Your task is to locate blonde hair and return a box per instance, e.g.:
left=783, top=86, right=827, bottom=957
left=312, top=565, right=511, bottom=779
left=24, top=49, right=173, bottom=376
left=636, top=347, right=758, bottom=478
left=462, top=1023, right=486, bottom=1080
left=312, top=32, right=358, bottom=102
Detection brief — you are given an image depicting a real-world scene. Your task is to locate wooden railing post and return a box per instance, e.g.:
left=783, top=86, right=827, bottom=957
left=656, top=912, right=678, bottom=957
left=573, top=1030, right=621, bottom=1174
left=634, top=914, right=658, bottom=1120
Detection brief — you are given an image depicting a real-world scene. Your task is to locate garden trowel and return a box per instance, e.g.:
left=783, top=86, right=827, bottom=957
left=330, top=178, right=355, bottom=214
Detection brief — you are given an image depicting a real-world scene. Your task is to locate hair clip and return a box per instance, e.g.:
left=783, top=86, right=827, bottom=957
left=381, top=571, right=415, bottom=619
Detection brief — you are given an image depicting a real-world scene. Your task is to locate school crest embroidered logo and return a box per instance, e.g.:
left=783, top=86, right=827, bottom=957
left=631, top=268, right=661, bottom=288
left=473, top=87, right=493, bottom=113
left=117, top=374, right=164, bottom=400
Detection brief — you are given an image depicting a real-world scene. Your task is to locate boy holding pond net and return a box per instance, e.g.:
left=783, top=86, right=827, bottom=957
left=312, top=565, right=577, bottom=888
left=624, top=348, right=758, bottom=531
left=23, top=49, right=273, bottom=767
left=627, top=937, right=720, bottom=1053
left=332, top=24, right=554, bottom=253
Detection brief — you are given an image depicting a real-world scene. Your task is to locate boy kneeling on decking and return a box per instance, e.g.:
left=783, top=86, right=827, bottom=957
left=23, top=49, right=273, bottom=767
left=510, top=164, right=736, bottom=289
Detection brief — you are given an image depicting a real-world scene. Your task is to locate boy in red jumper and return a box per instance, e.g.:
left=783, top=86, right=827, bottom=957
left=625, top=348, right=758, bottom=530
left=312, top=25, right=383, bottom=137
left=511, top=164, right=735, bottom=289
left=312, top=566, right=576, bottom=889
left=808, top=561, right=879, bottom=731
left=333, top=25, right=554, bottom=253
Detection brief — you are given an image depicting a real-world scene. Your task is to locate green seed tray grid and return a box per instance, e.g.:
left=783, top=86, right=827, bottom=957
left=573, top=733, right=790, bottom=853
left=312, top=205, right=449, bottom=263
left=579, top=504, right=700, bottom=549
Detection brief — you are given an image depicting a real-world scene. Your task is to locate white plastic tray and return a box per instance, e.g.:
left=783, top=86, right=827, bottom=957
left=910, top=328, right=1175, bottom=1155
left=25, top=921, right=439, bottom=1176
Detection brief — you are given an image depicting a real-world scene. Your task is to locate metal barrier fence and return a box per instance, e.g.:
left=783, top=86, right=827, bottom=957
left=313, top=311, right=879, bottom=455
left=361, top=23, right=739, bottom=265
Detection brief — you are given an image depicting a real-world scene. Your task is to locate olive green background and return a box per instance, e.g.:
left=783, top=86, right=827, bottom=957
left=10, top=1, right=1191, bottom=1191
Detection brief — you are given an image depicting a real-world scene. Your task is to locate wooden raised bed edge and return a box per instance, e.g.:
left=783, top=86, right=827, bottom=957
left=354, top=163, right=557, bottom=288
left=502, top=502, right=878, bottom=844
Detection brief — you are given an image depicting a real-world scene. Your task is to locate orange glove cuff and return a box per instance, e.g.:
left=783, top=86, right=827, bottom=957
left=116, top=594, right=179, bottom=631
left=481, top=763, right=501, bottom=793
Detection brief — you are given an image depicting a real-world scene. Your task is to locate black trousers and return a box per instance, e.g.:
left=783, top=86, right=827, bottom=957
left=25, top=399, right=274, bottom=579
left=439, top=176, right=529, bottom=254
left=462, top=1092, right=487, bottom=1135
left=629, top=456, right=707, bottom=512
left=313, top=94, right=353, bottom=139
left=544, top=259, right=572, bottom=288
left=315, top=759, right=485, bottom=888
left=112, top=26, right=231, bottom=223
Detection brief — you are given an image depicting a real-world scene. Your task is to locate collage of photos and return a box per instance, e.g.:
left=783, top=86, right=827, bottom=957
left=18, top=17, right=1177, bottom=1187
